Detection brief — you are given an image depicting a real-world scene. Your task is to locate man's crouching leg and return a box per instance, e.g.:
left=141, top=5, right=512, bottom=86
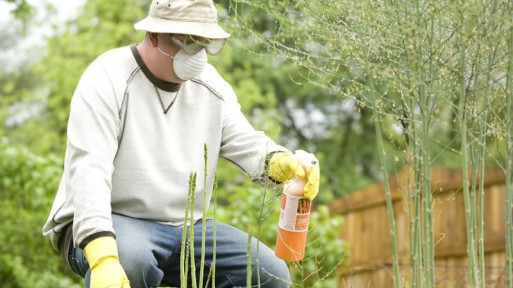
left=112, top=213, right=176, bottom=288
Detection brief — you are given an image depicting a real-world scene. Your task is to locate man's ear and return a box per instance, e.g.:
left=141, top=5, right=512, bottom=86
left=148, top=32, right=159, bottom=47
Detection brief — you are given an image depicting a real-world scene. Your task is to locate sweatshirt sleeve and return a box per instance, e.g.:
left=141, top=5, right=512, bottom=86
left=216, top=75, right=289, bottom=186
left=67, top=58, right=122, bottom=248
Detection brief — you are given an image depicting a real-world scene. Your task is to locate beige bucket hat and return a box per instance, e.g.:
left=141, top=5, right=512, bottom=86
left=134, top=0, right=230, bottom=39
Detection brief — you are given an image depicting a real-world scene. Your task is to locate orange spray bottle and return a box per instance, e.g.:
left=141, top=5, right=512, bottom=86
left=275, top=151, right=314, bottom=261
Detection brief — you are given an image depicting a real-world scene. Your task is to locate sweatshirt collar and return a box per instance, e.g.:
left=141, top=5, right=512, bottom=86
left=130, top=44, right=181, bottom=93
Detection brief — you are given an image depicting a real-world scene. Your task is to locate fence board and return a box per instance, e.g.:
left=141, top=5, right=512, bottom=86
left=328, top=166, right=506, bottom=287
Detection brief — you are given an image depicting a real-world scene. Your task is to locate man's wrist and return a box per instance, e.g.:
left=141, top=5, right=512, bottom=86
left=79, top=231, right=116, bottom=250
left=264, top=151, right=288, bottom=184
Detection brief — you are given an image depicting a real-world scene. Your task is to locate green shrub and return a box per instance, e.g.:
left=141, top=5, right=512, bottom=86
left=0, top=138, right=82, bottom=287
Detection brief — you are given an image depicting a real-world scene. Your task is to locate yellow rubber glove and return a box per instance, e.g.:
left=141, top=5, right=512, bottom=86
left=268, top=152, right=306, bottom=183
left=303, top=160, right=320, bottom=200
left=269, top=151, right=320, bottom=200
left=83, top=237, right=131, bottom=288
left=294, top=150, right=320, bottom=200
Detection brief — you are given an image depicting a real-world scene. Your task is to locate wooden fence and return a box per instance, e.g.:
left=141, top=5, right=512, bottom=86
left=327, top=166, right=507, bottom=287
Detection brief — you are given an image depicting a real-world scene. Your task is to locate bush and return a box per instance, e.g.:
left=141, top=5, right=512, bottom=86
left=0, top=138, right=82, bottom=287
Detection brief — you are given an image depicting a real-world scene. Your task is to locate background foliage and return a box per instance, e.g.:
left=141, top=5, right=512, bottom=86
left=0, top=139, right=80, bottom=287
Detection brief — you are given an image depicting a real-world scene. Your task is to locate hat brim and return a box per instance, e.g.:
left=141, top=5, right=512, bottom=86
left=134, top=17, right=230, bottom=39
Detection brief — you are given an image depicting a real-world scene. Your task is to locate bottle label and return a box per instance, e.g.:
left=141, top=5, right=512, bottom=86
left=278, top=193, right=311, bottom=232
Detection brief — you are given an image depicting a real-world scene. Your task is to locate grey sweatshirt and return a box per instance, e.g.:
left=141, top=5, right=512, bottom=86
left=42, top=45, right=286, bottom=250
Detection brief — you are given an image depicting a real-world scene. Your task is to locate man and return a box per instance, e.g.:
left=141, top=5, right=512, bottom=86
left=42, top=0, right=320, bottom=287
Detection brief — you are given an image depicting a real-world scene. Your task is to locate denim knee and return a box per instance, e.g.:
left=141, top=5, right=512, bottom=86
left=118, top=246, right=164, bottom=288
left=258, top=257, right=291, bottom=288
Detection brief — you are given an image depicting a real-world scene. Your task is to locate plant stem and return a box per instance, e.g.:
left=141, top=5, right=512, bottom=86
left=199, top=144, right=208, bottom=288
left=419, top=10, right=435, bottom=288
left=181, top=173, right=196, bottom=287
left=364, top=44, right=401, bottom=288
left=476, top=1, right=497, bottom=284
left=420, top=101, right=434, bottom=288
left=255, top=188, right=269, bottom=287
left=458, top=45, right=479, bottom=286
left=189, top=173, right=198, bottom=288
left=211, top=174, right=218, bottom=288
left=504, top=5, right=513, bottom=285
left=246, top=231, right=252, bottom=288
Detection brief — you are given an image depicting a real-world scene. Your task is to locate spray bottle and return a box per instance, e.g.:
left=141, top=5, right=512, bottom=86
left=275, top=151, right=315, bottom=261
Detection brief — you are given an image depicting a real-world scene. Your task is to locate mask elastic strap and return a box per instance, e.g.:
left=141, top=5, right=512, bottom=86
left=156, top=47, right=174, bottom=59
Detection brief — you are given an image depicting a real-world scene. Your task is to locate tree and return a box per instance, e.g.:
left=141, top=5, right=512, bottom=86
left=2, top=0, right=34, bottom=29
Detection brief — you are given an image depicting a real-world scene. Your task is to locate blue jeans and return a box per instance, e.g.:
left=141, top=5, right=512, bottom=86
left=68, top=213, right=291, bottom=288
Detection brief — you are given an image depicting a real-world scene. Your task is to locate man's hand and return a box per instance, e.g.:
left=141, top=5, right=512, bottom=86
left=295, top=150, right=320, bottom=200
left=268, top=152, right=306, bottom=183
left=83, top=237, right=131, bottom=288
left=269, top=151, right=320, bottom=200
left=303, top=159, right=320, bottom=200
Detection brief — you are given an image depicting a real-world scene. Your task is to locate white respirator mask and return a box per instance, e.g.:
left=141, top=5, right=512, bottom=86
left=157, top=46, right=207, bottom=81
